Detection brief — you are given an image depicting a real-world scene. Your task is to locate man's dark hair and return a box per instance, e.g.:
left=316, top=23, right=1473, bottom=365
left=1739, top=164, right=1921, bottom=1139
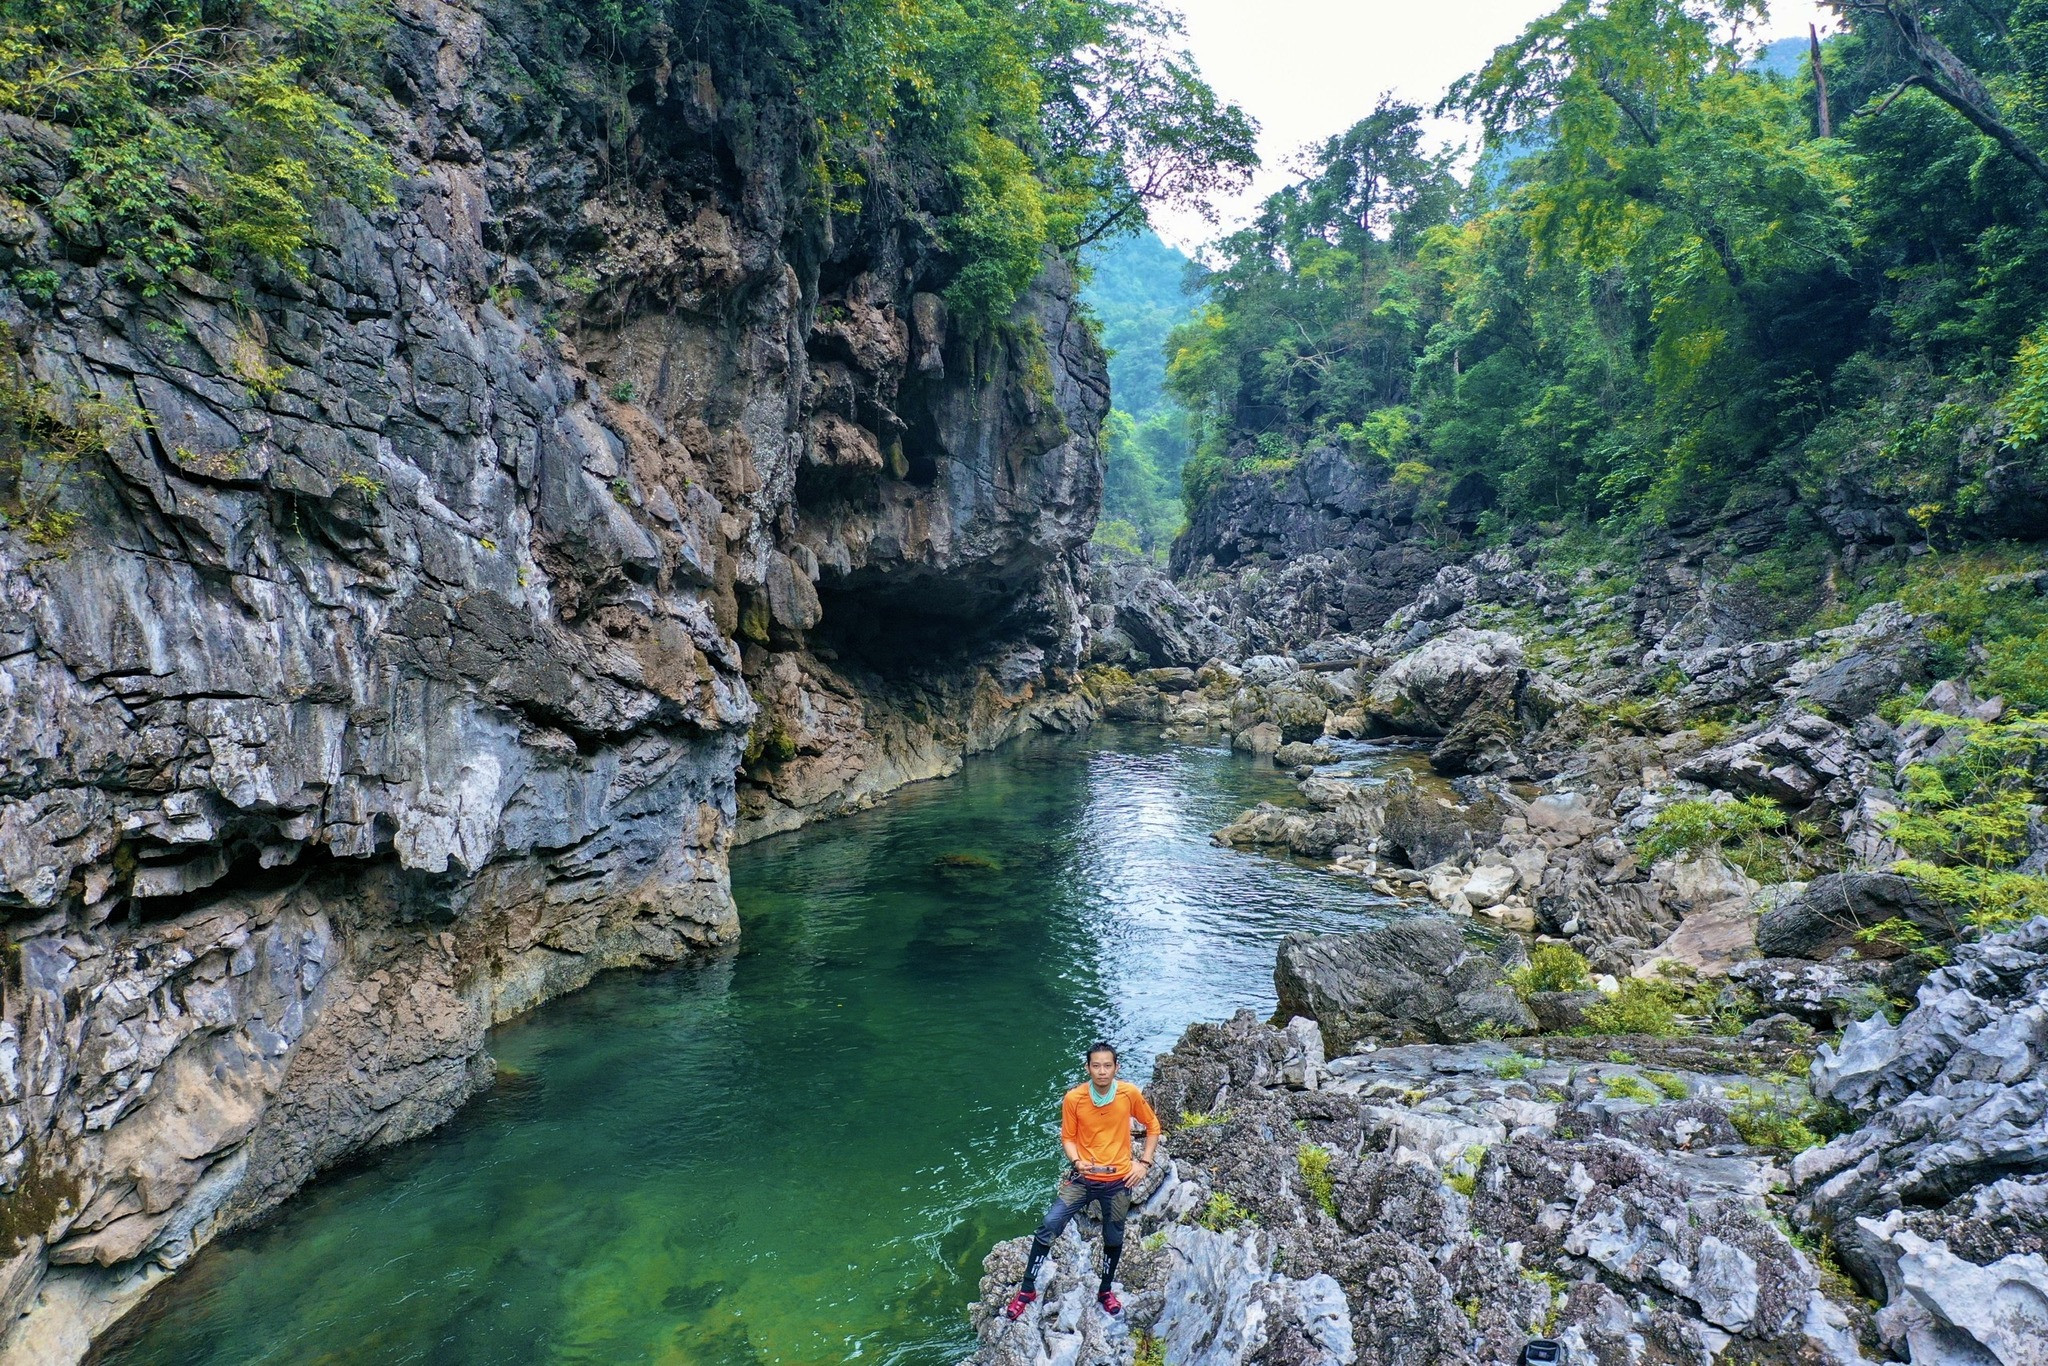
left=1087, top=1041, right=1118, bottom=1062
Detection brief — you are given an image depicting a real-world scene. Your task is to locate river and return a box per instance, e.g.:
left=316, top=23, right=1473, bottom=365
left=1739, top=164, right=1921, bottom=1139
left=98, top=730, right=1404, bottom=1365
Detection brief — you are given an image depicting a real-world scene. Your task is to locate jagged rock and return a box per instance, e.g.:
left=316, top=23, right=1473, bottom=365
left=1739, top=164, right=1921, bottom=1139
left=1756, top=872, right=1948, bottom=960
left=1378, top=772, right=1509, bottom=869
left=1272, top=918, right=1531, bottom=1047
left=1860, top=1217, right=2048, bottom=1366
left=1367, top=629, right=1524, bottom=735
left=1795, top=917, right=2048, bottom=1357
left=1242, top=655, right=1299, bottom=686
left=1728, top=957, right=1899, bottom=1028
left=1678, top=710, right=1875, bottom=814
left=1089, top=560, right=1237, bottom=669
left=1171, top=446, right=1447, bottom=653
left=1099, top=1016, right=1874, bottom=1366
left=1525, top=792, right=1609, bottom=841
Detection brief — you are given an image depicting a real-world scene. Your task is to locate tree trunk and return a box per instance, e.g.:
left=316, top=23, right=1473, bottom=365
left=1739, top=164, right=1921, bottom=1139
left=1810, top=24, right=1834, bottom=138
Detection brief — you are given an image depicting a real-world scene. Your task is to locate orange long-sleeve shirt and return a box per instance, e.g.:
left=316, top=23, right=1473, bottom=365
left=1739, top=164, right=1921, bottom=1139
left=1061, top=1081, right=1158, bottom=1183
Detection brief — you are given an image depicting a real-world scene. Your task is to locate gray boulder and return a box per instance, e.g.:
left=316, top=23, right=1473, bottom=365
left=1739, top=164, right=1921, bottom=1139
left=1090, top=560, right=1237, bottom=669
left=1755, top=872, right=1950, bottom=960
left=1273, top=918, right=1532, bottom=1047
left=1678, top=710, right=1874, bottom=813
left=1379, top=772, right=1509, bottom=869
left=1364, top=629, right=1574, bottom=775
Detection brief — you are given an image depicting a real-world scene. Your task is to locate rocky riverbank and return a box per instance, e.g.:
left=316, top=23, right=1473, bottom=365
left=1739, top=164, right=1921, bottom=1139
left=966, top=922, right=2046, bottom=1366
left=0, top=1, right=1107, bottom=1355
left=973, top=475, right=2047, bottom=1363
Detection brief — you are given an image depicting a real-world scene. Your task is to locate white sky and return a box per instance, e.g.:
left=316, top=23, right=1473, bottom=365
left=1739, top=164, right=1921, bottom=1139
left=1155, top=0, right=1836, bottom=248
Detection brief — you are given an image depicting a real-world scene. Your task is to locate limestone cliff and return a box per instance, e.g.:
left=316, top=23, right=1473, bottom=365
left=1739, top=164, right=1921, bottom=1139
left=0, top=1, right=1103, bottom=1354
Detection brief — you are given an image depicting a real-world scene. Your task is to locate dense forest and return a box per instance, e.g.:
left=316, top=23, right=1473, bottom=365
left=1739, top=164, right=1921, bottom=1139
left=1160, top=0, right=2048, bottom=567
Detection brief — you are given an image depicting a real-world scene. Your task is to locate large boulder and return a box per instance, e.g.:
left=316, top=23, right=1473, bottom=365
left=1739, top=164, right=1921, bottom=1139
left=1755, top=872, right=1949, bottom=960
left=1366, top=629, right=1523, bottom=734
left=1795, top=917, right=2048, bottom=1363
left=1089, top=559, right=1237, bottom=669
left=1274, top=918, right=1533, bottom=1047
left=1378, top=772, right=1510, bottom=869
left=1365, top=629, right=1575, bottom=775
left=1678, top=711, right=1874, bottom=814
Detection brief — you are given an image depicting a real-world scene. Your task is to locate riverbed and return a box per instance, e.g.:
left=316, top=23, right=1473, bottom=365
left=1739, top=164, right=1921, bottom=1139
left=98, top=730, right=1403, bottom=1365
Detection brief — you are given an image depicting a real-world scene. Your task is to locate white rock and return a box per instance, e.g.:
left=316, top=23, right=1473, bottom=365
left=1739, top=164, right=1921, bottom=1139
left=1463, top=864, right=1517, bottom=909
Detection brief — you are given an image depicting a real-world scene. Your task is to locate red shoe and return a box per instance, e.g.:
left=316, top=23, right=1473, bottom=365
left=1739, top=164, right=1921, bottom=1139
left=1098, top=1289, right=1123, bottom=1315
left=1003, top=1290, right=1038, bottom=1321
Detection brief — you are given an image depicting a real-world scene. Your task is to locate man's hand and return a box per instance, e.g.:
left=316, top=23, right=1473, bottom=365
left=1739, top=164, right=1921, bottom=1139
left=1129, top=1158, right=1151, bottom=1181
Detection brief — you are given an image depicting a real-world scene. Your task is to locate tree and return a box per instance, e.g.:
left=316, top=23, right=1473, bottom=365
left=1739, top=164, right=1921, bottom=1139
left=1829, top=0, right=2048, bottom=184
left=1032, top=1, right=1260, bottom=249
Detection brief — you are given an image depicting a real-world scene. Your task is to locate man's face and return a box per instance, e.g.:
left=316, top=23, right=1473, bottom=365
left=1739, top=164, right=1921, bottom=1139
left=1087, top=1050, right=1117, bottom=1088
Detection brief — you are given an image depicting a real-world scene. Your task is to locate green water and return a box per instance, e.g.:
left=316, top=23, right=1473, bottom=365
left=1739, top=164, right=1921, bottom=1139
left=99, top=731, right=1401, bottom=1366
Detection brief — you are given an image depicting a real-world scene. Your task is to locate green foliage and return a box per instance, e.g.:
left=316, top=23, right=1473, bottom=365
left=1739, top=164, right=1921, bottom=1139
left=1638, top=796, right=1785, bottom=865
left=1296, top=1143, right=1336, bottom=1218
left=1583, top=978, right=1683, bottom=1037
left=1644, top=1070, right=1689, bottom=1100
left=0, top=0, right=397, bottom=285
left=796, top=0, right=1255, bottom=329
left=1176, top=1107, right=1230, bottom=1130
left=1153, top=0, right=2048, bottom=543
left=1722, top=1083, right=1826, bottom=1152
left=1602, top=1073, right=1659, bottom=1103
left=1195, top=1190, right=1252, bottom=1231
left=1444, top=1144, right=1487, bottom=1199
left=1486, top=1052, right=1537, bottom=1080
left=1853, top=916, right=1952, bottom=967
left=1506, top=943, right=1591, bottom=999
left=2006, top=325, right=2048, bottom=449
left=1132, top=1332, right=1165, bottom=1366
left=1888, top=712, right=2048, bottom=932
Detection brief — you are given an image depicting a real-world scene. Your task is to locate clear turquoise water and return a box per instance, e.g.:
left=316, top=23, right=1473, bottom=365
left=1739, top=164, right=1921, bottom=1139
left=99, top=731, right=1400, bottom=1366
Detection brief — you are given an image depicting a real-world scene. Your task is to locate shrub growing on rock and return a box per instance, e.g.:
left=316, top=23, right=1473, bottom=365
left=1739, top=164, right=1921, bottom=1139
left=1507, top=943, right=1591, bottom=999
left=1296, top=1143, right=1337, bottom=1218
left=1583, top=979, right=1683, bottom=1037
left=1639, top=795, right=1786, bottom=865
left=1889, top=712, right=2048, bottom=932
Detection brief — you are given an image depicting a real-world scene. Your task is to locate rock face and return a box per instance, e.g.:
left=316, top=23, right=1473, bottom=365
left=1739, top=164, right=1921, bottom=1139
left=1170, top=445, right=1446, bottom=652
left=0, top=3, right=1105, bottom=1354
left=966, top=1011, right=1871, bottom=1366
left=1086, top=558, right=1237, bottom=669
left=1795, top=917, right=2048, bottom=1365
left=1273, top=918, right=1533, bottom=1047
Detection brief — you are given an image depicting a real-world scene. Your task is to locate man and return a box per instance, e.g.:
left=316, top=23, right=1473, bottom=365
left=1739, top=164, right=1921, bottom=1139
left=1004, top=1041, right=1160, bottom=1320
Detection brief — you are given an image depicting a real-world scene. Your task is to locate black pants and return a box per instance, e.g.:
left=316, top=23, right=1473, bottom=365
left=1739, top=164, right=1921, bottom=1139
left=1022, top=1173, right=1132, bottom=1293
left=1033, top=1174, right=1133, bottom=1250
